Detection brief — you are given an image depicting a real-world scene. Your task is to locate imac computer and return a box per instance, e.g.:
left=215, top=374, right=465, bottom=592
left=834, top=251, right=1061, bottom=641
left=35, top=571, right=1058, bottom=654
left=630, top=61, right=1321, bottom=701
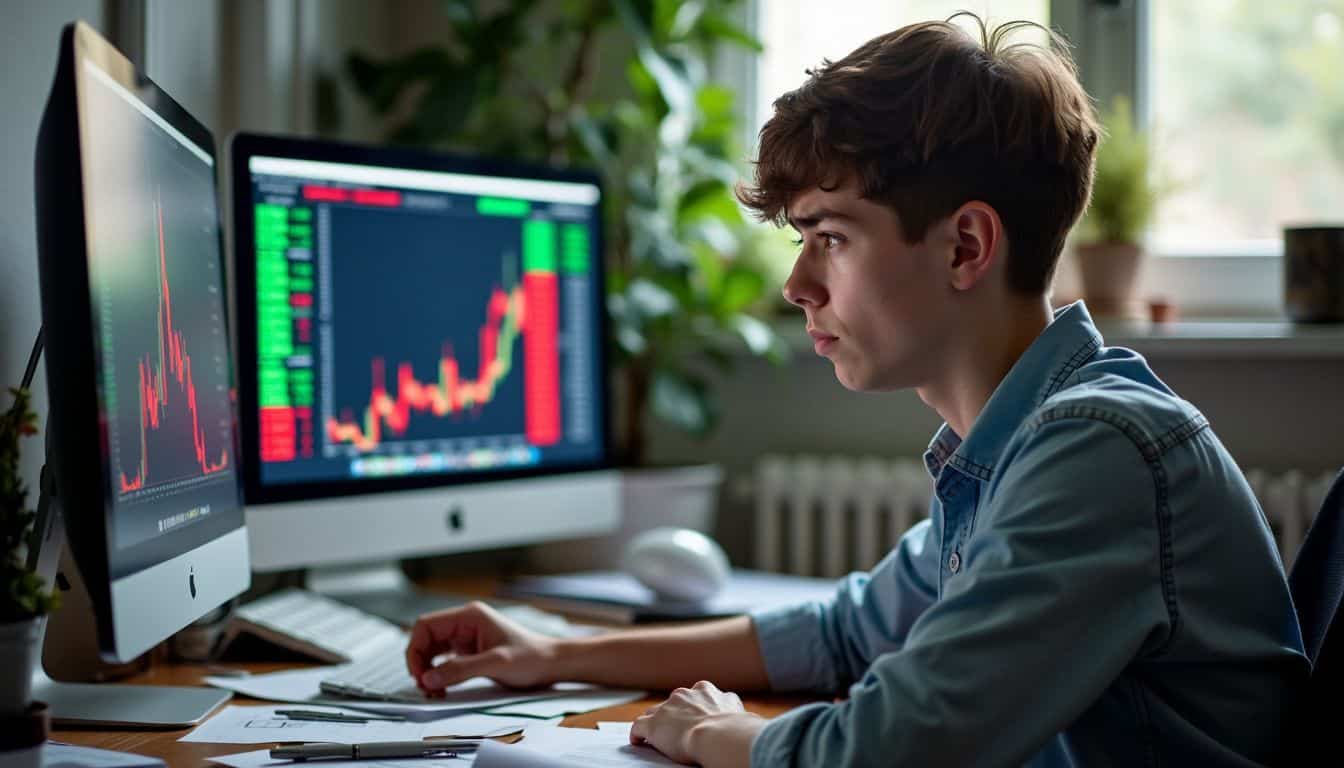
left=29, top=21, right=249, bottom=724
left=230, top=133, right=618, bottom=615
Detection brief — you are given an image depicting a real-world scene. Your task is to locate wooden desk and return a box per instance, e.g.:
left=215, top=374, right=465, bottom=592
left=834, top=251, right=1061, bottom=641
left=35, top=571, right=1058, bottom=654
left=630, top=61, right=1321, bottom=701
left=51, top=576, right=820, bottom=764
left=51, top=661, right=816, bottom=765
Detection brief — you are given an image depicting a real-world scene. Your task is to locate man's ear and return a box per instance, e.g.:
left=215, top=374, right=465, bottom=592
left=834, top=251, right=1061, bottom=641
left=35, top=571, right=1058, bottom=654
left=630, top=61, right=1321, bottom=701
left=947, top=201, right=1003, bottom=292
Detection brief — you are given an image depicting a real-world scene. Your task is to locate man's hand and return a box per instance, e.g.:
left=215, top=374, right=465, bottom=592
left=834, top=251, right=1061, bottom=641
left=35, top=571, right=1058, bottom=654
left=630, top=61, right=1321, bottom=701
left=406, top=601, right=559, bottom=694
left=630, top=680, right=767, bottom=768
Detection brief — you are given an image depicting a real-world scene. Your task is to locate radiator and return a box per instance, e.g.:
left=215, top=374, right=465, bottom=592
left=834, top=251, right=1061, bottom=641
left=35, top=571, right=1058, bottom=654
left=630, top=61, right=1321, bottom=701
left=752, top=455, right=1336, bottom=577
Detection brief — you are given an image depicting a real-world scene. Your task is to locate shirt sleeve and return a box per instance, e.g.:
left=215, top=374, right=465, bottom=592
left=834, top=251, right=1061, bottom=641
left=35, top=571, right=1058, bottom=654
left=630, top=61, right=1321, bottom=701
left=750, top=416, right=1174, bottom=768
left=750, top=512, right=941, bottom=694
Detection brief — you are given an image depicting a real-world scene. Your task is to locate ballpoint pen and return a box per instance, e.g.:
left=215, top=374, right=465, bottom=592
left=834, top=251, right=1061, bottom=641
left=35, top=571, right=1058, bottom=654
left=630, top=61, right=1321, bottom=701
left=270, top=739, right=482, bottom=761
left=275, top=709, right=406, bottom=723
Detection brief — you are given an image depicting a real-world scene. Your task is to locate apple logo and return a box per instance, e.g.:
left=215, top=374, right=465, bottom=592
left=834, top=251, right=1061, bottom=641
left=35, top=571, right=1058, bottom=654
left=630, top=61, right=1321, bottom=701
left=189, top=566, right=197, bottom=599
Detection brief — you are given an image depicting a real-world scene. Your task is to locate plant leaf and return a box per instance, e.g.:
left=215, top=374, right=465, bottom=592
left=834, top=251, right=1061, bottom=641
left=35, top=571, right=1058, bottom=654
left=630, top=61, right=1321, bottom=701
left=733, top=314, right=780, bottom=357
left=393, top=66, right=481, bottom=146
left=699, top=10, right=763, bottom=51
left=651, top=371, right=715, bottom=435
left=626, top=278, right=680, bottom=318
left=614, top=0, right=695, bottom=115
left=715, top=264, right=765, bottom=315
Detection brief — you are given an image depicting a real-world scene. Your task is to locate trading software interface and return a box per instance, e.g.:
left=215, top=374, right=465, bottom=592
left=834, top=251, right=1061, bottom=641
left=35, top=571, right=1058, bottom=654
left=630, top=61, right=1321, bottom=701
left=81, top=61, right=240, bottom=552
left=245, top=155, right=605, bottom=488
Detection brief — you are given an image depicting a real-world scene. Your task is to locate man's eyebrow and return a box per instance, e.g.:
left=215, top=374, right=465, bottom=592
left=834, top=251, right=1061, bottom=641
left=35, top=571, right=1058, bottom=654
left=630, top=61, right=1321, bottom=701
left=786, top=207, right=856, bottom=229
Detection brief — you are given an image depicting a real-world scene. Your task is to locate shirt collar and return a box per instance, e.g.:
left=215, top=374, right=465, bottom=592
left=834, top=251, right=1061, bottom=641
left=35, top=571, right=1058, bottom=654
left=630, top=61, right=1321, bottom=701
left=922, top=301, right=1104, bottom=482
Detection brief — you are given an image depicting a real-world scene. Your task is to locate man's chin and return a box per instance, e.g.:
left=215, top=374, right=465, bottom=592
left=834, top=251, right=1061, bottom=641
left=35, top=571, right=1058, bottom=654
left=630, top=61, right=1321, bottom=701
left=832, top=362, right=874, bottom=392
left=833, top=360, right=915, bottom=393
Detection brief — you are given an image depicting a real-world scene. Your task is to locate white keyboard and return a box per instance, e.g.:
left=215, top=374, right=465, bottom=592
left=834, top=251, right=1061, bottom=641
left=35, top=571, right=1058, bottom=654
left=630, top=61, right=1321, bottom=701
left=321, top=650, right=425, bottom=702
left=231, top=588, right=586, bottom=700
left=232, top=588, right=407, bottom=664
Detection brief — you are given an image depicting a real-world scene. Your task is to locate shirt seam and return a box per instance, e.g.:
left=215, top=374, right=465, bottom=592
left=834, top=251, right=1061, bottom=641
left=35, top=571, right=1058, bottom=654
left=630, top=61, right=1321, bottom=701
left=1028, top=408, right=1209, bottom=654
left=1037, top=335, right=1102, bottom=407
left=1127, top=675, right=1158, bottom=768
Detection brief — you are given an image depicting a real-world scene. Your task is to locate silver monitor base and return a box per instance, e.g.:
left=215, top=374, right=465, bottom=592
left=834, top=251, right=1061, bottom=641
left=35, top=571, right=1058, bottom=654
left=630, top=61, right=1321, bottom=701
left=27, top=462, right=233, bottom=728
left=32, top=670, right=230, bottom=728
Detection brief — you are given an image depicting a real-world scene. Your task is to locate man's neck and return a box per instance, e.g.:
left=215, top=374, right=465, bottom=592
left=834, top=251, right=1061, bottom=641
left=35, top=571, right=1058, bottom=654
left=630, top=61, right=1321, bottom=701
left=917, top=296, right=1053, bottom=439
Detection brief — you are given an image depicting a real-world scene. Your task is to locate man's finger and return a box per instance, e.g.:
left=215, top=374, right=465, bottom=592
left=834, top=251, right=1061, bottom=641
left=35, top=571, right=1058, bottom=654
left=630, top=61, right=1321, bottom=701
left=406, top=621, right=436, bottom=682
left=630, top=713, right=652, bottom=745
left=422, top=648, right=505, bottom=690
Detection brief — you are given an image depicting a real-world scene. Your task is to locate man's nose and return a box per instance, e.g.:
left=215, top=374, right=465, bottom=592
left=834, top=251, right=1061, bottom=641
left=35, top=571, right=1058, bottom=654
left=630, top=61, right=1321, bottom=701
left=783, top=254, right=824, bottom=308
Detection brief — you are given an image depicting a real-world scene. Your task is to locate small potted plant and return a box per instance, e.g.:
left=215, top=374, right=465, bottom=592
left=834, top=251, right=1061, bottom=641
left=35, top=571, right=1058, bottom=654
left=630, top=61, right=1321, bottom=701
left=1073, top=96, right=1168, bottom=319
left=0, top=386, right=58, bottom=716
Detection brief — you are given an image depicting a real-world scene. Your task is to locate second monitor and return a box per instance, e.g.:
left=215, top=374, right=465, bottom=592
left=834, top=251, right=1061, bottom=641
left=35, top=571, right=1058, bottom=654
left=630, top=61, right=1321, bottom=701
left=231, top=134, right=618, bottom=591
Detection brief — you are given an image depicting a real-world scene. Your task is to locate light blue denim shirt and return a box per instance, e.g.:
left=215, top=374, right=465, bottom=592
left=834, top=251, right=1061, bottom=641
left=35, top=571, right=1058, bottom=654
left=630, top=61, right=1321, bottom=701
left=749, top=301, right=1308, bottom=767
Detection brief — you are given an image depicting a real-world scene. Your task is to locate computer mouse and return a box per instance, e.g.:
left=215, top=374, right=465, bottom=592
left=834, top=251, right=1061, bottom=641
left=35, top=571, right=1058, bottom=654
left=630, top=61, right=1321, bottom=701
left=622, top=527, right=730, bottom=602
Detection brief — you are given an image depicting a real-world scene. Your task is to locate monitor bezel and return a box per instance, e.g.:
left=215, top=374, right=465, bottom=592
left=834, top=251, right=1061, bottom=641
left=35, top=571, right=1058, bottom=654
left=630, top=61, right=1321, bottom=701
left=230, top=132, right=614, bottom=506
left=34, top=22, right=248, bottom=659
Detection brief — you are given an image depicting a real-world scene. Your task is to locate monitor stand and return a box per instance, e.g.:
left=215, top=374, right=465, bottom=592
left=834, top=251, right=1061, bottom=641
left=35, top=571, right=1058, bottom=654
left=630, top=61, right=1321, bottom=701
left=27, top=460, right=231, bottom=728
left=306, top=562, right=468, bottom=628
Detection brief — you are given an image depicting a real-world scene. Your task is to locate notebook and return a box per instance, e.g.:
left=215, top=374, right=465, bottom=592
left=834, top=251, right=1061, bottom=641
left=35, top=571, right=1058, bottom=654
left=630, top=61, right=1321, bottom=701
left=500, top=569, right=837, bottom=623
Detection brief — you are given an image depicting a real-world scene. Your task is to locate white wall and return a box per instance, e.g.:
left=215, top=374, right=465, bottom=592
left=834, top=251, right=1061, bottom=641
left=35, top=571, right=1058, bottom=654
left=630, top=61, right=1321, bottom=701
left=0, top=2, right=105, bottom=514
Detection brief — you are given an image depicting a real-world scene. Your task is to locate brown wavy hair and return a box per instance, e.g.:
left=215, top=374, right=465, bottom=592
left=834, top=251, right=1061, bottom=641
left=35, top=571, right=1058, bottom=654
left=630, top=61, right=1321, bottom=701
left=738, top=13, right=1099, bottom=294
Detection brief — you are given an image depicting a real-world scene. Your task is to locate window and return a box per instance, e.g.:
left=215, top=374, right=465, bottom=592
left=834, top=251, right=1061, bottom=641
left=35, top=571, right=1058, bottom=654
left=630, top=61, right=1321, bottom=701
left=1148, top=1, right=1344, bottom=256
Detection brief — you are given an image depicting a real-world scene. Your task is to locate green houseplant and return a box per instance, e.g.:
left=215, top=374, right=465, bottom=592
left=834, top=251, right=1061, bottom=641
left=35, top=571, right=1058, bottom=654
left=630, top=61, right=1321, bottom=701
left=335, top=0, right=786, bottom=468
left=1073, top=96, right=1167, bottom=318
left=1, top=386, right=59, bottom=715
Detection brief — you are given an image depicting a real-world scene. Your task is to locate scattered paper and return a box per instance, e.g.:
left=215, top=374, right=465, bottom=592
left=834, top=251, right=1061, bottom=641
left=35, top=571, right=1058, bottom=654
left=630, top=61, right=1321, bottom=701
left=43, top=741, right=166, bottom=767
left=203, top=666, right=592, bottom=720
left=485, top=689, right=645, bottom=719
left=474, top=726, right=680, bottom=768
left=180, top=705, right=543, bottom=745
left=209, top=748, right=473, bottom=767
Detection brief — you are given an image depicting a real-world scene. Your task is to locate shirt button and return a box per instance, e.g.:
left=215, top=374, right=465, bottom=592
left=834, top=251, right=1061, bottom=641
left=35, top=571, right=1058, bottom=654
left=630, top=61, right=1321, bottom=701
left=948, top=551, right=961, bottom=574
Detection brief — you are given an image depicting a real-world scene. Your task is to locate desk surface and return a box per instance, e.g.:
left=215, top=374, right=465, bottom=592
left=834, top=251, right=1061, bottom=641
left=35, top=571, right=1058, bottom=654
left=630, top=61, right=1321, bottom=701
left=51, top=662, right=815, bottom=764
left=51, top=575, right=819, bottom=764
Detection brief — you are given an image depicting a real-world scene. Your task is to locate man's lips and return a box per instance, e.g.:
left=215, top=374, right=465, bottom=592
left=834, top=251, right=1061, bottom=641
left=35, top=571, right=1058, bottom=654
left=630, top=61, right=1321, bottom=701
left=808, top=327, right=838, bottom=354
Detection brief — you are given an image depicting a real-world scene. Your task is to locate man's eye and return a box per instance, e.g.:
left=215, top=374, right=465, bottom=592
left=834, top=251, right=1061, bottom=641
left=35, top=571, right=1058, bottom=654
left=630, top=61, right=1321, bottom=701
left=820, top=233, right=842, bottom=248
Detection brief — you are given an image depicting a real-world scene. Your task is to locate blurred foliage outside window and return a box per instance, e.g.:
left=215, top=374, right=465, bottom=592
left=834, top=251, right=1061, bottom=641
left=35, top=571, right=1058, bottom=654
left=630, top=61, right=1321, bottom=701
left=329, top=0, right=787, bottom=465
left=1150, top=0, right=1344, bottom=254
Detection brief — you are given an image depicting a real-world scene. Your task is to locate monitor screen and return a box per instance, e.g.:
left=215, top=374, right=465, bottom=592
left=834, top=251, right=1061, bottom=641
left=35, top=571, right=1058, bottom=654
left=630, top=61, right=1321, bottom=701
left=238, top=149, right=607, bottom=497
left=78, top=57, right=242, bottom=577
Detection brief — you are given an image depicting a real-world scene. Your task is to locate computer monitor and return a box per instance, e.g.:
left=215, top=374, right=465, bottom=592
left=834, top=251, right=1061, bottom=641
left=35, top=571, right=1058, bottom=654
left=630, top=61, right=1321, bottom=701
left=229, top=134, right=618, bottom=594
left=30, top=21, right=247, bottom=724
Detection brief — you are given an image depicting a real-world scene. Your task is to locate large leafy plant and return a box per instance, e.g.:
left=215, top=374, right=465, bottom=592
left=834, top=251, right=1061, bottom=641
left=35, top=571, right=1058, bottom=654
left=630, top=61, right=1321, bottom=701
left=338, top=0, right=786, bottom=465
left=1, top=387, right=58, bottom=622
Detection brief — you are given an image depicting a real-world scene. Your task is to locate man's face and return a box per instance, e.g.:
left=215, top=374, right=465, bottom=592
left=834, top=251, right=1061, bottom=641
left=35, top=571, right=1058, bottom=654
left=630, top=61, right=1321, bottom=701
left=783, top=179, right=953, bottom=392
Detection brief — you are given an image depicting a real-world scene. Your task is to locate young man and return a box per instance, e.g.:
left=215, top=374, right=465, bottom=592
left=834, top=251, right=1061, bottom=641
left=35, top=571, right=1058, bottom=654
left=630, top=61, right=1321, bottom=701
left=406, top=15, right=1308, bottom=767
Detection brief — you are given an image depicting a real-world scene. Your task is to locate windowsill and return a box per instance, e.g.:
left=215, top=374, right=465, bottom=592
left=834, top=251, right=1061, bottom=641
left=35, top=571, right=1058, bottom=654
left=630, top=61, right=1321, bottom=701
left=1093, top=318, right=1344, bottom=359
left=770, top=316, right=1344, bottom=360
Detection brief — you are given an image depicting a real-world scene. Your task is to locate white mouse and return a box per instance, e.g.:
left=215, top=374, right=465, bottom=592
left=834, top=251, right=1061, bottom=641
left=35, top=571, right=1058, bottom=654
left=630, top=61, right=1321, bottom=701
left=622, top=527, right=730, bottom=602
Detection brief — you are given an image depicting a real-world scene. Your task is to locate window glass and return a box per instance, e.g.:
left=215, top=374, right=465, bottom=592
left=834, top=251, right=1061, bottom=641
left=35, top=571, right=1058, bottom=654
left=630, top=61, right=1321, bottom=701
left=1149, top=1, right=1344, bottom=253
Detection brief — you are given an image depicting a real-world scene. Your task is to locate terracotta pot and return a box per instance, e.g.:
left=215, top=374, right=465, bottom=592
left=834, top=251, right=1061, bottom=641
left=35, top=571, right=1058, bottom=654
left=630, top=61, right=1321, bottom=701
left=1073, top=241, right=1145, bottom=319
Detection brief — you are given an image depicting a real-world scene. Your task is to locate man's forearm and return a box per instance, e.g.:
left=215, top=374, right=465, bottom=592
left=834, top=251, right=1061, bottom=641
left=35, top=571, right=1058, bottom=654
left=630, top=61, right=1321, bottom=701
left=552, top=615, right=773, bottom=692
